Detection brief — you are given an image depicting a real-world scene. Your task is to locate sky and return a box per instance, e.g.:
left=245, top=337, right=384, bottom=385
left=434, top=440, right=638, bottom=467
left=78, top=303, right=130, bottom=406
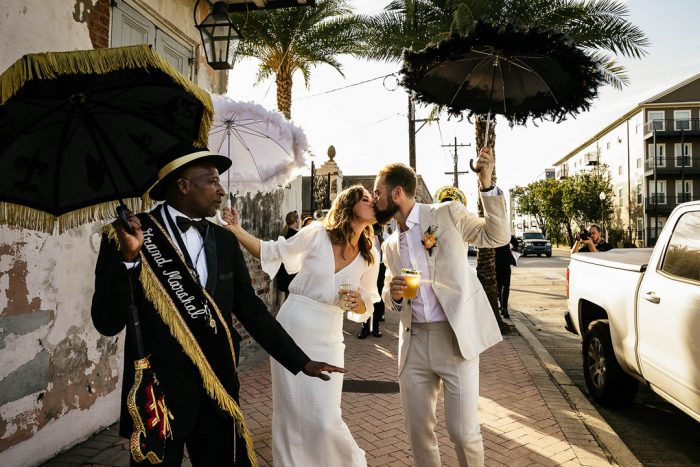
left=227, top=0, right=700, bottom=208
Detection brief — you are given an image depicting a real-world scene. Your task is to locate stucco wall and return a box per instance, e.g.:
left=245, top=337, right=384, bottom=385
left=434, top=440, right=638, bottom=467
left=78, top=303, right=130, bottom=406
left=0, top=1, right=296, bottom=465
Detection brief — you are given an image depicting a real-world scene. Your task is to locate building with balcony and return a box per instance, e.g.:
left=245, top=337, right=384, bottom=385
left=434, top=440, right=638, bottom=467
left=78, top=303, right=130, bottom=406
left=553, top=72, right=700, bottom=246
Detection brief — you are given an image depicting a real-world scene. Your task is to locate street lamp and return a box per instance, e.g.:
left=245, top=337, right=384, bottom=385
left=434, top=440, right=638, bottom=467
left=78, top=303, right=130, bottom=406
left=195, top=1, right=243, bottom=70
left=599, top=191, right=606, bottom=240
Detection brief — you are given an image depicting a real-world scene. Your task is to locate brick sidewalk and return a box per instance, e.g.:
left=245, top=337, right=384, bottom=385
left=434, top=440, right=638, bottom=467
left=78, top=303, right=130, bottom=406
left=44, top=309, right=615, bottom=467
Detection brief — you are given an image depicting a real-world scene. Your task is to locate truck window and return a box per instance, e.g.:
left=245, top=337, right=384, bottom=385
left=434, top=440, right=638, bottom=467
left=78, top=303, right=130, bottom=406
left=660, top=211, right=700, bottom=283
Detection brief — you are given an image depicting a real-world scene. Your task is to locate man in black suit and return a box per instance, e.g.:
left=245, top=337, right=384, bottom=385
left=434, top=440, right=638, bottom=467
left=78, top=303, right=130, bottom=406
left=91, top=143, right=343, bottom=466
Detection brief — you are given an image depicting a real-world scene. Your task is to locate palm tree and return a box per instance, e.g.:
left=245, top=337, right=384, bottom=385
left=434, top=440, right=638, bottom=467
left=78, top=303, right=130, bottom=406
left=363, top=0, right=648, bottom=329
left=231, top=1, right=365, bottom=119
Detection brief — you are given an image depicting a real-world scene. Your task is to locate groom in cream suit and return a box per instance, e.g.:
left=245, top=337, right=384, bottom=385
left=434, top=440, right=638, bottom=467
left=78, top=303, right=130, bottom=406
left=373, top=148, right=509, bottom=467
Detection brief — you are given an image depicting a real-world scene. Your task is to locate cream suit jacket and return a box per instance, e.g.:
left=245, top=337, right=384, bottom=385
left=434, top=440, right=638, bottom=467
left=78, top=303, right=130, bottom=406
left=381, top=195, right=511, bottom=374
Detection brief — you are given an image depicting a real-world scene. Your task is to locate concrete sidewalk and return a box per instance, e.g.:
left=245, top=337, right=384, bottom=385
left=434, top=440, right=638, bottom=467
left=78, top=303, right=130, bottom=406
left=43, top=308, right=633, bottom=467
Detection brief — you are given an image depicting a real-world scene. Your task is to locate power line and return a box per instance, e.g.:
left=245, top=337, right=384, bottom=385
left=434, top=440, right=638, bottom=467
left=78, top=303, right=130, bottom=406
left=335, top=113, right=401, bottom=139
left=293, top=72, right=400, bottom=101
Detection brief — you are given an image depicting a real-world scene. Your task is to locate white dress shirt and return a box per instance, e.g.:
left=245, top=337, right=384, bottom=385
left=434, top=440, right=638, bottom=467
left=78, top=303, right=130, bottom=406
left=399, top=203, right=447, bottom=323
left=399, top=187, right=500, bottom=323
left=161, top=204, right=209, bottom=287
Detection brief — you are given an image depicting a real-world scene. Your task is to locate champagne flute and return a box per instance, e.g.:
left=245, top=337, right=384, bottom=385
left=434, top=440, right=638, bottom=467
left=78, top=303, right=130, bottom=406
left=339, top=277, right=352, bottom=309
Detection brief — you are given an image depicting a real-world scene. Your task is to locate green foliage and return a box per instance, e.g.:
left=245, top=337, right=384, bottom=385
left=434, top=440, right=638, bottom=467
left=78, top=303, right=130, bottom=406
left=231, top=1, right=366, bottom=116
left=361, top=0, right=648, bottom=89
left=512, top=168, right=614, bottom=244
left=561, top=167, right=613, bottom=230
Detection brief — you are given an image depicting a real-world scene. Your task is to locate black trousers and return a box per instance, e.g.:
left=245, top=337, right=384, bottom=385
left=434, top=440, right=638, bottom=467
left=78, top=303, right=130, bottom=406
left=496, top=266, right=512, bottom=312
left=130, top=394, right=251, bottom=467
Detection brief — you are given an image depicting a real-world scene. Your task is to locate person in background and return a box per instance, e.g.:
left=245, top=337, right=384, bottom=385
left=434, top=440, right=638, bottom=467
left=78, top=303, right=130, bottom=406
left=301, top=216, right=314, bottom=228
left=277, top=211, right=300, bottom=298
left=571, top=224, right=612, bottom=253
left=434, top=185, right=467, bottom=207
left=494, top=235, right=518, bottom=318
left=359, top=223, right=386, bottom=338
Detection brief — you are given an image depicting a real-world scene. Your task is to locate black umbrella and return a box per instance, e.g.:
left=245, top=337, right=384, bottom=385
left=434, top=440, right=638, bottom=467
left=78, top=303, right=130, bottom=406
left=401, top=21, right=604, bottom=165
left=0, top=45, right=215, bottom=464
left=0, top=45, right=213, bottom=232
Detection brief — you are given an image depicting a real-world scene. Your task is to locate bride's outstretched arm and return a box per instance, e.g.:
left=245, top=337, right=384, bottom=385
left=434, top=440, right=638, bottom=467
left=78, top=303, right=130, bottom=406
left=222, top=208, right=261, bottom=259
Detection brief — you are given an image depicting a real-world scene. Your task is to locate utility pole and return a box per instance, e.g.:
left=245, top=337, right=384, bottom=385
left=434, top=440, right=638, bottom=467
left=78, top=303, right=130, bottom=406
left=407, top=95, right=435, bottom=171
left=442, top=137, right=471, bottom=188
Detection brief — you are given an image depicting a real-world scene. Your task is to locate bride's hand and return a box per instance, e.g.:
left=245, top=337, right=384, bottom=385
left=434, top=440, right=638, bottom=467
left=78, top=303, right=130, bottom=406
left=342, top=290, right=365, bottom=313
left=221, top=207, right=240, bottom=229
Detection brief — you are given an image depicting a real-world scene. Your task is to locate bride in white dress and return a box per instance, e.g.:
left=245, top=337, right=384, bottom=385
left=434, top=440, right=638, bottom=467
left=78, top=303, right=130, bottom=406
left=224, top=185, right=380, bottom=467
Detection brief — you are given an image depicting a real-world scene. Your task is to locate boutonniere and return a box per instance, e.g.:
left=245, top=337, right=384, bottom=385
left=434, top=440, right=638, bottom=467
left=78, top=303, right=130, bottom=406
left=422, top=225, right=438, bottom=256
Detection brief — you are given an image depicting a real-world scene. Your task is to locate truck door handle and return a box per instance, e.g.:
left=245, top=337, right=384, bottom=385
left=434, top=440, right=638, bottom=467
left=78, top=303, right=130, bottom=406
left=642, top=291, right=661, bottom=304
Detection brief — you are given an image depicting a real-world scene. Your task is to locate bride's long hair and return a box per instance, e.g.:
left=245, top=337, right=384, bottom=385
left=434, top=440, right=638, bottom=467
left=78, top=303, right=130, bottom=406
left=324, top=185, right=374, bottom=265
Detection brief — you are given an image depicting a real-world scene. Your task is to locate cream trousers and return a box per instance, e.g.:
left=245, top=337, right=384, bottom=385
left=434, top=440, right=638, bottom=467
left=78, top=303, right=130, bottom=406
left=399, top=321, right=484, bottom=467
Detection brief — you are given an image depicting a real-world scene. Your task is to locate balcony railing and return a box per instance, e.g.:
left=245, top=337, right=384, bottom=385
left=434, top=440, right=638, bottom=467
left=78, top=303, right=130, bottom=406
left=644, top=156, right=700, bottom=172
left=645, top=193, right=699, bottom=211
left=644, top=117, right=700, bottom=135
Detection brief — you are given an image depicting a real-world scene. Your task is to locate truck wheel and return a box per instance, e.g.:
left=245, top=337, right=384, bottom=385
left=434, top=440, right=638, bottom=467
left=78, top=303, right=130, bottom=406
left=546, top=252, right=552, bottom=257
left=583, top=321, right=638, bottom=406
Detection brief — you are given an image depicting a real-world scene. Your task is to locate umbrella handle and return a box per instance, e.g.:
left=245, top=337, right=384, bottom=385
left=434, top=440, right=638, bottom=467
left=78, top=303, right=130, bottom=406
left=469, top=159, right=481, bottom=173
left=116, top=204, right=136, bottom=235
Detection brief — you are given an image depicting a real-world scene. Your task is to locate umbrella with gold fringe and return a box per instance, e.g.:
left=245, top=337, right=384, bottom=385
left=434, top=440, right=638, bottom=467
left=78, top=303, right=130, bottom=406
left=0, top=45, right=214, bottom=464
left=0, top=45, right=213, bottom=233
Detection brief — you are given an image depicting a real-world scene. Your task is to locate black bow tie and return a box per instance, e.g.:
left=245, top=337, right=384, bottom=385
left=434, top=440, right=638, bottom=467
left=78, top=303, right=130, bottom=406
left=176, top=216, right=209, bottom=236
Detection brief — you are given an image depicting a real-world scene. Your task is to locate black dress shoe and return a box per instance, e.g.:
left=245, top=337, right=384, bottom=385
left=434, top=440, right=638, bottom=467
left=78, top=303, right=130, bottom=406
left=358, top=327, right=370, bottom=339
left=372, top=330, right=382, bottom=338
left=501, top=309, right=510, bottom=318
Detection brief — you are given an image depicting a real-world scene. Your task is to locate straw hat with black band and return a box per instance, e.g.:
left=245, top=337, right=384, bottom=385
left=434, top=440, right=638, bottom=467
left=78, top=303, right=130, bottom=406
left=147, top=142, right=232, bottom=201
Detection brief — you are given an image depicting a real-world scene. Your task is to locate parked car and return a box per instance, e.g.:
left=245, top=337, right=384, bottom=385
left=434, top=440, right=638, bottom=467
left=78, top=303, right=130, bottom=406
left=519, top=231, right=552, bottom=257
left=565, top=201, right=700, bottom=422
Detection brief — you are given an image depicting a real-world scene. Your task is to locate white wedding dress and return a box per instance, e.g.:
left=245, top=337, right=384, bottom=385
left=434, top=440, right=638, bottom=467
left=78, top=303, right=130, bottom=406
left=260, top=222, right=380, bottom=467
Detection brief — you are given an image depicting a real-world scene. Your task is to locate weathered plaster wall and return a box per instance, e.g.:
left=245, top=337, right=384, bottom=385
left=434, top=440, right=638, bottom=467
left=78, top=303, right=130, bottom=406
left=0, top=2, right=298, bottom=464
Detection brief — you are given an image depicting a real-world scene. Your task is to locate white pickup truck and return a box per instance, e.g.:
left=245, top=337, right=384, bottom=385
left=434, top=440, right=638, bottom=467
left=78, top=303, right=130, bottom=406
left=565, top=201, right=700, bottom=422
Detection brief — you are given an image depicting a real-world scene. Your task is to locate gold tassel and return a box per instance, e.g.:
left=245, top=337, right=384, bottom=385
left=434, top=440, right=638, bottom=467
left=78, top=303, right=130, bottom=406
left=0, top=198, right=155, bottom=234
left=0, top=44, right=213, bottom=146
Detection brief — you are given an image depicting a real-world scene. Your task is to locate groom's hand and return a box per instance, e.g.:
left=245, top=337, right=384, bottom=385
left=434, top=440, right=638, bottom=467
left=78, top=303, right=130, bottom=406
left=302, top=361, right=347, bottom=381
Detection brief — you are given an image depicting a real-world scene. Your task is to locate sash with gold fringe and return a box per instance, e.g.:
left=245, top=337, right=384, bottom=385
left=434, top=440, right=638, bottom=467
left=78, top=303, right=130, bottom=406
left=106, top=214, right=257, bottom=467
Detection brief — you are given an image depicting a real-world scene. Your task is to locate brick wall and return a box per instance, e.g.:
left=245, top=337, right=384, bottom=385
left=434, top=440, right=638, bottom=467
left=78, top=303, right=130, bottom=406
left=86, top=0, right=110, bottom=49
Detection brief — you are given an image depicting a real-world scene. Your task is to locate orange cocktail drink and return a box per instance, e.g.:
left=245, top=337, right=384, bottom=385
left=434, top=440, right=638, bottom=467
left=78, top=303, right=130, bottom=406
left=401, top=268, right=421, bottom=299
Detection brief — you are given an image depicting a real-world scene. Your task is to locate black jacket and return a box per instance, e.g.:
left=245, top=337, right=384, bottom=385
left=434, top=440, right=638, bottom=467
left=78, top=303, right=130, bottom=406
left=91, top=209, right=310, bottom=439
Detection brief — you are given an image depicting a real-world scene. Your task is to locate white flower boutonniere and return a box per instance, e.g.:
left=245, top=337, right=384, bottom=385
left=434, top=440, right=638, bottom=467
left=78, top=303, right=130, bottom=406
left=422, top=225, right=438, bottom=256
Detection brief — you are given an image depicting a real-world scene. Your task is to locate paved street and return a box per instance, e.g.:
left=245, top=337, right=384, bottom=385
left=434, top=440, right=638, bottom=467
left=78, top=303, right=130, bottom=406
left=43, top=254, right=627, bottom=467
left=510, top=248, right=700, bottom=466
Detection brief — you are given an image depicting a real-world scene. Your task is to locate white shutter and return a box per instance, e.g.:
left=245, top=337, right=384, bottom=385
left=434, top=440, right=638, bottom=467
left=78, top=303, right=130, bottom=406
left=155, top=29, right=193, bottom=79
left=111, top=0, right=155, bottom=47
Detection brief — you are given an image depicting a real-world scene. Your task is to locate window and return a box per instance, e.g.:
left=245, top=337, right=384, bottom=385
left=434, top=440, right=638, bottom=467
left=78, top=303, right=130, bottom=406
left=637, top=183, right=643, bottom=204
left=618, top=165, right=623, bottom=175
left=647, top=143, right=665, bottom=167
left=636, top=158, right=642, bottom=169
left=111, top=0, right=193, bottom=79
left=673, top=110, right=691, bottom=131
left=637, top=218, right=644, bottom=241
left=660, top=211, right=700, bottom=282
left=674, top=143, right=692, bottom=167
left=649, top=180, right=666, bottom=204
left=647, top=110, right=665, bottom=131
left=618, top=188, right=624, bottom=202
left=675, top=180, right=693, bottom=203
left=606, top=142, right=611, bottom=150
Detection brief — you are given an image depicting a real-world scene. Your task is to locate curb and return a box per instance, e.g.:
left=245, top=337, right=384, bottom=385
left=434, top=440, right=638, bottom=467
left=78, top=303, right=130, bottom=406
left=510, top=312, right=642, bottom=467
